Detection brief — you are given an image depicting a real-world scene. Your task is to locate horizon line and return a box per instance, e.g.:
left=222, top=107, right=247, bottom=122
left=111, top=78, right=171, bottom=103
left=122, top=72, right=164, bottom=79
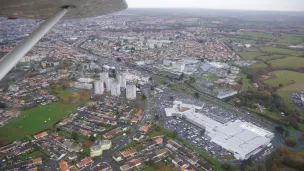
left=126, top=7, right=304, bottom=13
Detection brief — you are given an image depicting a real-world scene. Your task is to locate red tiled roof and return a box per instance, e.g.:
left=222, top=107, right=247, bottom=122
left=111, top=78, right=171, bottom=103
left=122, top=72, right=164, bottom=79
left=155, top=137, right=163, bottom=144
left=59, top=160, right=69, bottom=171
left=77, top=157, right=93, bottom=168
left=139, top=125, right=149, bottom=133
left=34, top=132, right=48, bottom=139
left=122, top=149, right=136, bottom=157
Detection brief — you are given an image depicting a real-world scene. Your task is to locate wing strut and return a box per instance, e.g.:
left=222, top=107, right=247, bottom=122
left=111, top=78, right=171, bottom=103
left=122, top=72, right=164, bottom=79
left=0, top=7, right=69, bottom=80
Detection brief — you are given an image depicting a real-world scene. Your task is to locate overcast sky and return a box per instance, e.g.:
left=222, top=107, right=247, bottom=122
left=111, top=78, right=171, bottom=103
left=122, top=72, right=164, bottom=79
left=126, top=0, right=304, bottom=11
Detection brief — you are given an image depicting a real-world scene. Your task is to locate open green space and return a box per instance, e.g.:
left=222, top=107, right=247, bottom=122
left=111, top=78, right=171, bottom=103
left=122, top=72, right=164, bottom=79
left=264, top=70, right=304, bottom=89
left=239, top=51, right=264, bottom=60
left=0, top=89, right=90, bottom=143
left=270, top=57, right=304, bottom=69
left=257, top=55, right=286, bottom=61
left=240, top=73, right=252, bottom=90
left=240, top=32, right=304, bottom=45
left=247, top=62, right=268, bottom=69
left=260, top=47, right=303, bottom=56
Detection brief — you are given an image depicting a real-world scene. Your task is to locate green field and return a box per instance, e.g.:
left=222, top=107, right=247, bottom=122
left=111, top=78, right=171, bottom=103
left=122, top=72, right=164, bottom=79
left=239, top=52, right=264, bottom=60
left=265, top=70, right=304, bottom=89
left=241, top=32, right=304, bottom=45
left=247, top=62, right=268, bottom=69
left=0, top=89, right=89, bottom=143
left=241, top=73, right=252, bottom=90
left=260, top=47, right=303, bottom=56
left=269, top=57, right=304, bottom=69
left=257, top=55, right=286, bottom=61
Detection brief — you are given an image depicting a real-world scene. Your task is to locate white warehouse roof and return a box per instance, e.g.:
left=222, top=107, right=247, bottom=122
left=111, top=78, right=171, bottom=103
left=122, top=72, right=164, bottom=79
left=165, top=101, right=274, bottom=160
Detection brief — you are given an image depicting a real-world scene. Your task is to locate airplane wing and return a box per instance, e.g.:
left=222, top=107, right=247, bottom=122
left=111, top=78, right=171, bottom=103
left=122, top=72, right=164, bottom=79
left=0, top=0, right=128, bottom=19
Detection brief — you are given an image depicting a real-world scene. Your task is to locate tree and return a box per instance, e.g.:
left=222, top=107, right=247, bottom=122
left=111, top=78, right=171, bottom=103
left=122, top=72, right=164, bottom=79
left=169, top=96, right=174, bottom=101
left=149, top=77, right=153, bottom=81
left=279, top=84, right=284, bottom=87
left=190, top=77, right=195, bottom=83
left=89, top=135, right=97, bottom=142
left=222, top=162, right=232, bottom=170
left=116, top=57, right=122, bottom=62
left=0, top=102, right=7, bottom=109
left=142, top=95, right=147, bottom=100
left=227, top=70, right=231, bottom=74
left=172, top=131, right=178, bottom=138
left=275, top=126, right=284, bottom=134
left=71, top=132, right=78, bottom=141
left=155, top=115, right=160, bottom=121
left=194, top=92, right=200, bottom=98
left=270, top=165, right=279, bottom=171
left=179, top=72, right=184, bottom=80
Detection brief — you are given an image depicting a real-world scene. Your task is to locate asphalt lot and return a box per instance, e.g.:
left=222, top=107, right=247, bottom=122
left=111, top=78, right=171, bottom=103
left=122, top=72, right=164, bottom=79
left=152, top=86, right=276, bottom=163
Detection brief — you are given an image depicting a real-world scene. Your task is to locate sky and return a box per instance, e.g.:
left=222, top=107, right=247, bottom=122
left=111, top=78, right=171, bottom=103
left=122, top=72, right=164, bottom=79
left=126, top=0, right=304, bottom=12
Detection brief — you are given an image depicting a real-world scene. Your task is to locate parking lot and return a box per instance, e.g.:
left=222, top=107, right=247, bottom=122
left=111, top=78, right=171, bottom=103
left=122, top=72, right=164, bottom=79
left=152, top=86, right=275, bottom=162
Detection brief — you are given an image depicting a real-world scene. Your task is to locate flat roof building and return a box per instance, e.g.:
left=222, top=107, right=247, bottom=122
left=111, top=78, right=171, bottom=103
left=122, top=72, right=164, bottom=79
left=165, top=101, right=274, bottom=160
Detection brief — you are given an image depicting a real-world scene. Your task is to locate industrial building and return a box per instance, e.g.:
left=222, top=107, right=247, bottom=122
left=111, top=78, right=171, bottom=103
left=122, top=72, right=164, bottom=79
left=165, top=101, right=274, bottom=160
left=126, top=85, right=136, bottom=100
left=94, top=81, right=104, bottom=95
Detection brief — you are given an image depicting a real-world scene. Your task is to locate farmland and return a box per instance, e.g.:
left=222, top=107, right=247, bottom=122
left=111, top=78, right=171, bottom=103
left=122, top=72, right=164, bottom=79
left=260, top=47, right=303, bottom=56
left=265, top=70, right=304, bottom=89
left=269, top=57, right=304, bottom=69
left=239, top=51, right=264, bottom=60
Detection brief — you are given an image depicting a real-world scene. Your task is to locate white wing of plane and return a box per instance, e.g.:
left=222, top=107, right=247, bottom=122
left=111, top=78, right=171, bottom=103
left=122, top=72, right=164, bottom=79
left=0, top=0, right=128, bottom=80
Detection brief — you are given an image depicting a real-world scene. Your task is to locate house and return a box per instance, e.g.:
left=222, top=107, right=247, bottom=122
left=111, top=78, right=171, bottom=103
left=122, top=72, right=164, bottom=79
left=133, top=132, right=144, bottom=141
left=34, top=132, right=48, bottom=139
left=59, top=160, right=69, bottom=171
left=92, top=164, right=110, bottom=171
left=121, top=149, right=136, bottom=158
left=139, top=125, right=149, bottom=133
left=76, top=157, right=93, bottom=168
left=81, top=130, right=92, bottom=137
left=112, top=153, right=123, bottom=162
left=181, top=167, right=195, bottom=171
left=103, top=129, right=117, bottom=138
left=154, top=137, right=163, bottom=144
left=120, top=159, right=141, bottom=171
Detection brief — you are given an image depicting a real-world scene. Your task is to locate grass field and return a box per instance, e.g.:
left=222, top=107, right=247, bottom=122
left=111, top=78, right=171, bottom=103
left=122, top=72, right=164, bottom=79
left=0, top=89, right=90, bottom=143
left=142, top=162, right=173, bottom=171
left=257, top=55, right=286, bottom=61
left=247, top=62, right=268, bottom=69
left=264, top=70, right=304, bottom=88
left=239, top=52, right=264, bottom=60
left=241, top=73, right=252, bottom=90
left=270, top=57, right=304, bottom=69
left=260, top=47, right=303, bottom=56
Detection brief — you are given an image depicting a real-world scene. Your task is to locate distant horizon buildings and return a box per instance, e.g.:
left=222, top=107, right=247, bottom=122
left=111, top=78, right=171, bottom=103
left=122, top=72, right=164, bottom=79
left=126, top=85, right=136, bottom=100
